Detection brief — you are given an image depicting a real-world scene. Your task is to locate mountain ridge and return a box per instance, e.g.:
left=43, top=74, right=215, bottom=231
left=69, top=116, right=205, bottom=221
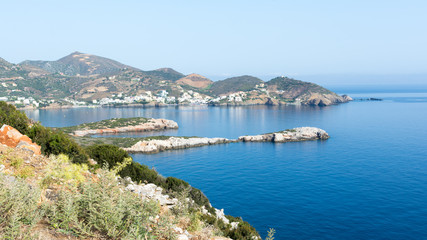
left=1, top=52, right=350, bottom=107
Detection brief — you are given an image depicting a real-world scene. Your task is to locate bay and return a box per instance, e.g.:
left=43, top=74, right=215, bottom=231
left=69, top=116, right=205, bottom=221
left=25, top=92, right=427, bottom=239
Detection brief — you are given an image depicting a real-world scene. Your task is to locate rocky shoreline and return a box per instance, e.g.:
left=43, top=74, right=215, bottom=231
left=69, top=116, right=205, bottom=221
left=124, top=127, right=329, bottom=153
left=72, top=118, right=178, bottom=137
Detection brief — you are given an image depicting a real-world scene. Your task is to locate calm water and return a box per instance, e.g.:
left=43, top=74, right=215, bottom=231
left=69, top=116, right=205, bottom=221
left=25, top=92, right=427, bottom=239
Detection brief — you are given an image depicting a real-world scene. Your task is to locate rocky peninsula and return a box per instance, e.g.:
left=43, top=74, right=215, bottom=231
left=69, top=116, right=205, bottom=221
left=124, top=127, right=329, bottom=153
left=61, top=117, right=178, bottom=137
left=124, top=137, right=232, bottom=153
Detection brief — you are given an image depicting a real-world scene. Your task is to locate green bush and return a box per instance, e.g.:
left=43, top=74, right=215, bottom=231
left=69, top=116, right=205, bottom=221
left=27, top=123, right=89, bottom=164
left=44, top=169, right=164, bottom=239
left=166, top=176, right=189, bottom=192
left=85, top=144, right=130, bottom=168
left=0, top=101, right=30, bottom=134
left=224, top=215, right=260, bottom=240
left=0, top=174, right=42, bottom=239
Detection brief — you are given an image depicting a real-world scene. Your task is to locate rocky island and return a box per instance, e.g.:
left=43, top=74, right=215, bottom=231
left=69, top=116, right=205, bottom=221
left=61, top=117, right=178, bottom=137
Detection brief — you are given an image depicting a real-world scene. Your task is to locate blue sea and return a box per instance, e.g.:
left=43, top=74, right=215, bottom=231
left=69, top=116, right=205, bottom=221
left=25, top=91, right=427, bottom=239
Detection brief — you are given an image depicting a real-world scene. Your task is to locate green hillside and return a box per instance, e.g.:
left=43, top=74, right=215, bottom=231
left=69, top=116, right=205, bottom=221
left=209, top=75, right=264, bottom=95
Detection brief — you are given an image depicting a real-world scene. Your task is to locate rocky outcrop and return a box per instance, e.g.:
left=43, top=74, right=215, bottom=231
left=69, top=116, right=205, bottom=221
left=0, top=125, right=41, bottom=155
left=342, top=94, right=353, bottom=101
left=125, top=180, right=178, bottom=208
left=124, top=137, right=231, bottom=153
left=238, top=127, right=329, bottom=142
left=73, top=118, right=178, bottom=137
left=304, top=93, right=348, bottom=106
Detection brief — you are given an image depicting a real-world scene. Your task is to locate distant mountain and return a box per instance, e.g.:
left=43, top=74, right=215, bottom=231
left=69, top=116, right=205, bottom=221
left=176, top=74, right=212, bottom=89
left=20, top=51, right=133, bottom=76
left=209, top=75, right=263, bottom=95
left=1, top=52, right=350, bottom=106
left=0, top=57, right=13, bottom=70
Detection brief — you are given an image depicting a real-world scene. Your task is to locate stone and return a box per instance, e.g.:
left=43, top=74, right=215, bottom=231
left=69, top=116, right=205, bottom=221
left=0, top=125, right=41, bottom=155
left=176, top=234, right=189, bottom=240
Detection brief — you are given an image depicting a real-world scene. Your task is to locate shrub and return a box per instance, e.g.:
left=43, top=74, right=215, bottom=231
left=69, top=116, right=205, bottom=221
left=27, top=123, right=88, bottom=164
left=166, top=176, right=189, bottom=192
left=44, top=169, right=162, bottom=239
left=0, top=174, right=42, bottom=239
left=0, top=101, right=30, bottom=134
left=85, top=144, right=164, bottom=185
left=224, top=215, right=260, bottom=240
left=41, top=154, right=88, bottom=188
left=85, top=144, right=130, bottom=169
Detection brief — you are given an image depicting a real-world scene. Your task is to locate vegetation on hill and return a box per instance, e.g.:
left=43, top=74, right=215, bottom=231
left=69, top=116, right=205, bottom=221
left=209, top=75, right=264, bottom=95
left=60, top=117, right=150, bottom=134
left=143, top=68, right=185, bottom=81
left=267, top=76, right=333, bottom=95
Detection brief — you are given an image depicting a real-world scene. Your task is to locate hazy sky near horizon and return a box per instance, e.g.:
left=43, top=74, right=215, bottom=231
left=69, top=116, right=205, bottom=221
left=1, top=0, right=426, bottom=84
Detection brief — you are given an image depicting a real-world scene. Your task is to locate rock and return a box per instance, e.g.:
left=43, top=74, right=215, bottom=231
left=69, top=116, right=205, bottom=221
left=125, top=182, right=178, bottom=207
left=176, top=234, right=189, bottom=240
left=230, top=222, right=239, bottom=230
left=0, top=125, right=41, bottom=155
left=174, top=226, right=184, bottom=234
left=342, top=94, right=353, bottom=101
left=215, top=208, right=230, bottom=225
left=239, top=127, right=329, bottom=143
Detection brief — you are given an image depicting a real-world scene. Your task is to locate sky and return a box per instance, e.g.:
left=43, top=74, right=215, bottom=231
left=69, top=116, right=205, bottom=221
left=1, top=0, right=426, bottom=86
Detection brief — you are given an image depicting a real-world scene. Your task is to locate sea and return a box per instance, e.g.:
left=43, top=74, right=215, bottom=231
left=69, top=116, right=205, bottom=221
left=25, top=90, right=427, bottom=239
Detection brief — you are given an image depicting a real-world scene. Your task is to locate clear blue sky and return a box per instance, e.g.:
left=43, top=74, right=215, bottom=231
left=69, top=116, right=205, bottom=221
left=1, top=0, right=426, bottom=85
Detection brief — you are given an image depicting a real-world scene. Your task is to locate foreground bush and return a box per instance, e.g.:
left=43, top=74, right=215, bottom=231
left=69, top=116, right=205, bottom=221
left=0, top=101, right=30, bottom=134
left=0, top=174, right=42, bottom=239
left=45, top=169, right=164, bottom=239
left=86, top=144, right=212, bottom=209
left=27, top=123, right=88, bottom=164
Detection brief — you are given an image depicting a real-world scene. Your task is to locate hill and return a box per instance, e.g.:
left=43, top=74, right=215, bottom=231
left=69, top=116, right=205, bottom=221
left=176, top=73, right=213, bottom=89
left=20, top=51, right=134, bottom=76
left=142, top=67, right=185, bottom=81
left=1, top=52, right=350, bottom=107
left=209, top=75, right=264, bottom=95
left=266, top=77, right=346, bottom=105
